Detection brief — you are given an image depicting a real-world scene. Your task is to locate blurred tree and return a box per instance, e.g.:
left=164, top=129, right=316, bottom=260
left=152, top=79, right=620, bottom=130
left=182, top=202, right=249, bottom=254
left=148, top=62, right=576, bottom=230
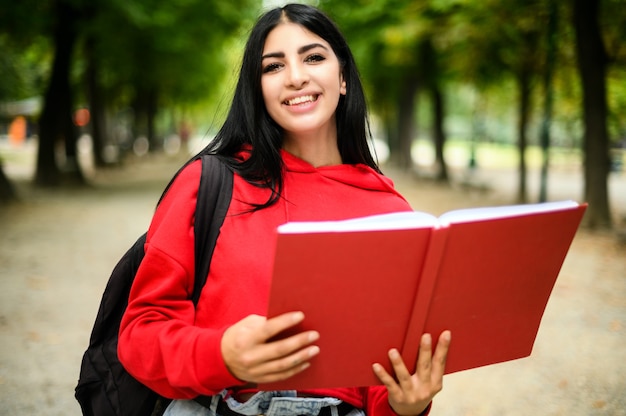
left=1, top=0, right=82, bottom=186
left=327, top=0, right=623, bottom=216
left=0, top=37, right=50, bottom=101
left=0, top=1, right=56, bottom=189
left=538, top=0, right=558, bottom=203
left=325, top=0, right=457, bottom=181
left=79, top=0, right=255, bottom=164
left=0, top=32, right=50, bottom=199
left=600, top=0, right=626, bottom=145
left=444, top=0, right=546, bottom=202
left=572, top=0, right=612, bottom=228
left=1, top=0, right=255, bottom=187
left=35, top=0, right=83, bottom=186
left=1, top=0, right=624, bottom=219
left=505, top=2, right=543, bottom=203
left=323, top=1, right=416, bottom=169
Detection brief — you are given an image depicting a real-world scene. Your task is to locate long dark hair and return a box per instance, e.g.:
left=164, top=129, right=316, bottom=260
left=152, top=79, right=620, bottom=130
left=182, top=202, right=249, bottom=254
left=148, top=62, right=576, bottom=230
left=169, top=4, right=379, bottom=208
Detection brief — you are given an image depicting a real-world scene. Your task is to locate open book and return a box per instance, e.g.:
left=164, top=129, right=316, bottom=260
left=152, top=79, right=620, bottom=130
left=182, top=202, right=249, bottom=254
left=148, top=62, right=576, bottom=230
left=261, top=200, right=587, bottom=390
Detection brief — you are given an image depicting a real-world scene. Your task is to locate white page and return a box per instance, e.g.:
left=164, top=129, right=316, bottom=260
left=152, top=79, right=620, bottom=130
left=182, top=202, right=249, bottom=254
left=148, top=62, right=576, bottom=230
left=277, top=200, right=580, bottom=234
left=438, top=200, right=579, bottom=225
left=277, top=211, right=438, bottom=234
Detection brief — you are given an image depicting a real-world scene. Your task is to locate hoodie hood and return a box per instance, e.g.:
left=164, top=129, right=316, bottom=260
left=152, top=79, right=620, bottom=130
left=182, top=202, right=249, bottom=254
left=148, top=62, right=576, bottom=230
left=232, top=146, right=411, bottom=222
left=279, top=149, right=411, bottom=222
left=281, top=149, right=404, bottom=197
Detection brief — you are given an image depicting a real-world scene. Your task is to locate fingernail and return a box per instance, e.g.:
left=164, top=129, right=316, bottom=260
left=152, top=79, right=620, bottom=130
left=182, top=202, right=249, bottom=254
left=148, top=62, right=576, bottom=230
left=389, top=349, right=400, bottom=359
left=309, top=346, right=320, bottom=357
left=308, top=331, right=320, bottom=342
left=292, top=311, right=304, bottom=322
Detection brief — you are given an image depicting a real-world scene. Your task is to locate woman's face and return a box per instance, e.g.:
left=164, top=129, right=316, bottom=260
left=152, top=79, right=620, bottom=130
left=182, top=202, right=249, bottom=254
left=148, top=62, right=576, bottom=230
left=261, top=22, right=346, bottom=143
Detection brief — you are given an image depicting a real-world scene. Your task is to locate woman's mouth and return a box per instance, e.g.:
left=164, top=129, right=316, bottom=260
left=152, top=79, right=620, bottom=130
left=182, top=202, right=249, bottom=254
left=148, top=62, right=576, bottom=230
left=284, top=95, right=319, bottom=106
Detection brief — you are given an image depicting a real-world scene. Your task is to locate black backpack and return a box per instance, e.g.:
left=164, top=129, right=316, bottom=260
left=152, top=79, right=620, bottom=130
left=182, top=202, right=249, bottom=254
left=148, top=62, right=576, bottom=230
left=75, top=155, right=233, bottom=416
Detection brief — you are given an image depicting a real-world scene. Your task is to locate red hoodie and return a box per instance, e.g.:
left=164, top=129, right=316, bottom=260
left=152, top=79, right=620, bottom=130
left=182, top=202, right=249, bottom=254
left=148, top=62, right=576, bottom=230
left=118, top=150, right=426, bottom=415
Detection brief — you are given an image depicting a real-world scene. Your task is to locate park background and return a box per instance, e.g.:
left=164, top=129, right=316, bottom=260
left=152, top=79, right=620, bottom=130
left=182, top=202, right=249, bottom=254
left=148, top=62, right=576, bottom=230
left=1, top=0, right=625, bottom=414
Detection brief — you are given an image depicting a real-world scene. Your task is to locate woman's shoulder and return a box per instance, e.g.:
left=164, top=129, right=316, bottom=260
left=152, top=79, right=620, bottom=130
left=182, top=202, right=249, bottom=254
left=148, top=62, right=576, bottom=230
left=158, top=158, right=204, bottom=208
left=172, top=158, right=203, bottom=188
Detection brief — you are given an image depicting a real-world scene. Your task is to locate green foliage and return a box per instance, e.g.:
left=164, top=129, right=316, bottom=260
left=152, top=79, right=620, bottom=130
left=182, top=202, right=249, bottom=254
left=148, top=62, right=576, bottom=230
left=80, top=0, right=256, bottom=107
left=320, top=0, right=626, bottom=149
left=0, top=0, right=53, bottom=102
left=602, top=0, right=626, bottom=142
left=0, top=0, right=53, bottom=43
left=1, top=0, right=257, bottom=124
left=1, top=0, right=624, bottom=145
left=0, top=35, right=51, bottom=101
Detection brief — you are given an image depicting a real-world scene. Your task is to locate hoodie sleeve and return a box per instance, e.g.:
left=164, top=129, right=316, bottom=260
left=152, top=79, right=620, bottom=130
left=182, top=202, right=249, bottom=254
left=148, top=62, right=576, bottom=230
left=118, top=160, right=243, bottom=398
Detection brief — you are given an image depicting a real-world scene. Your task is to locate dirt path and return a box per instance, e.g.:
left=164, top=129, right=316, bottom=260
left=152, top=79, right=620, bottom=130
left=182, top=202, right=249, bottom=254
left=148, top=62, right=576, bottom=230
left=0, top=155, right=624, bottom=415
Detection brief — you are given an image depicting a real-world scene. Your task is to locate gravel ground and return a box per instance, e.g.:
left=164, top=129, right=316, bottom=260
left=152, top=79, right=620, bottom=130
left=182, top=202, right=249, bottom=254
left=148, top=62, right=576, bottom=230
left=0, top=152, right=625, bottom=415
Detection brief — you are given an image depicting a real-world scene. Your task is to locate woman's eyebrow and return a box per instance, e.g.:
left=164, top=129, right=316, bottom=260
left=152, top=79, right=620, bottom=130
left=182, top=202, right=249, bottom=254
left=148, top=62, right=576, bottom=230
left=262, top=43, right=329, bottom=60
left=298, top=43, right=328, bottom=54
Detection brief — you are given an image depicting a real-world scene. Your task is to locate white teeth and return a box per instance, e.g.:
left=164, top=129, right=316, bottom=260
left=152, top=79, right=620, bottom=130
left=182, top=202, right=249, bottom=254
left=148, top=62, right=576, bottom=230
left=286, top=95, right=316, bottom=106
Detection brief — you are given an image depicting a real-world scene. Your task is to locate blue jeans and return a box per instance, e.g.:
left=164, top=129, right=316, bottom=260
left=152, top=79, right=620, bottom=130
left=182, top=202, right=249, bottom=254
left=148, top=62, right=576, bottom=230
left=163, top=390, right=365, bottom=416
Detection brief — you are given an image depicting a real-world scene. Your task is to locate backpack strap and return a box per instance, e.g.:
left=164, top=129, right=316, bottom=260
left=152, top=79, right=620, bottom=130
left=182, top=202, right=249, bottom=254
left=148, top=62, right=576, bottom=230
left=191, top=155, right=233, bottom=305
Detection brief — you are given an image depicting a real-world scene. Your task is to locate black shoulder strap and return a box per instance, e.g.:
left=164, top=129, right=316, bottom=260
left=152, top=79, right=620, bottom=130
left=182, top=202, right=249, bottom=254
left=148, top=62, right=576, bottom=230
left=191, top=155, right=233, bottom=305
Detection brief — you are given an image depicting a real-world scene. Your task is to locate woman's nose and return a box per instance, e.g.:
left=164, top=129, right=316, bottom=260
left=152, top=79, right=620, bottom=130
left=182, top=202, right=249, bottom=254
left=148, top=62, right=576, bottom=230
left=286, top=62, right=309, bottom=89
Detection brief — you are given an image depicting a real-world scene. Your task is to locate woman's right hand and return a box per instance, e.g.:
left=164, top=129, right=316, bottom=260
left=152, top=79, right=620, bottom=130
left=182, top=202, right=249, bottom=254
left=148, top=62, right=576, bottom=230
left=221, top=312, right=320, bottom=384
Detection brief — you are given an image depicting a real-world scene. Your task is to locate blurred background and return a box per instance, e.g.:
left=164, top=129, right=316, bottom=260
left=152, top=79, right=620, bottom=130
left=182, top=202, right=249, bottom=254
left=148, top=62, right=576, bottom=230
left=0, top=0, right=624, bottom=226
left=0, top=0, right=625, bottom=414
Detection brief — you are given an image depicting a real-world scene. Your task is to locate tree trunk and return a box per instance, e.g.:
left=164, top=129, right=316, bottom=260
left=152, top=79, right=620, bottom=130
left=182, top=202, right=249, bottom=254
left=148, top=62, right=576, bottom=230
left=573, top=0, right=612, bottom=229
left=147, top=88, right=158, bottom=151
left=35, top=0, right=83, bottom=186
left=63, top=101, right=84, bottom=182
left=539, top=0, right=558, bottom=202
left=432, top=85, right=449, bottom=182
left=132, top=87, right=159, bottom=153
left=419, top=38, right=448, bottom=181
left=394, top=73, right=419, bottom=170
left=85, top=36, right=108, bottom=167
left=516, top=68, right=532, bottom=203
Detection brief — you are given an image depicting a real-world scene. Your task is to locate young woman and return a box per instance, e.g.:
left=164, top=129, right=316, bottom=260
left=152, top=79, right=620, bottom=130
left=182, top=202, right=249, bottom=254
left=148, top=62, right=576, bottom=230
left=118, top=4, right=450, bottom=416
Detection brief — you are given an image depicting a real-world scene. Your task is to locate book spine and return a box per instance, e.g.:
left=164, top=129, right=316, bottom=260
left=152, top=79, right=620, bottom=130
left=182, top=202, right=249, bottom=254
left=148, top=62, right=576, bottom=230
left=400, top=226, right=450, bottom=368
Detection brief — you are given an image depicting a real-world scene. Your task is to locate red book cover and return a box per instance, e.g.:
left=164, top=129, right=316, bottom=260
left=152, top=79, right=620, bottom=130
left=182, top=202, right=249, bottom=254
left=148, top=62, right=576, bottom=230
left=401, top=203, right=587, bottom=374
left=262, top=201, right=587, bottom=390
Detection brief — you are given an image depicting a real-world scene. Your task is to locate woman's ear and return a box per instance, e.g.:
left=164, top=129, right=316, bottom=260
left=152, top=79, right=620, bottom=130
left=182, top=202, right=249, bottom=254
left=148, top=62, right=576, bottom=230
left=340, top=76, right=347, bottom=95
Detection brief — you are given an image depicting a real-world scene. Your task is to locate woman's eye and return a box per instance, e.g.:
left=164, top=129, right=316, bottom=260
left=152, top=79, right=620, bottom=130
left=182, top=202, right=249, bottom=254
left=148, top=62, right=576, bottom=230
left=305, top=54, right=326, bottom=63
left=262, top=62, right=282, bottom=73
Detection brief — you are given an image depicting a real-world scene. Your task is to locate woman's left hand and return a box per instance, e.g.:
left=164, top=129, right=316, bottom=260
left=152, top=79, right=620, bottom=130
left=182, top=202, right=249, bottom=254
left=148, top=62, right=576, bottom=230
left=373, top=330, right=451, bottom=416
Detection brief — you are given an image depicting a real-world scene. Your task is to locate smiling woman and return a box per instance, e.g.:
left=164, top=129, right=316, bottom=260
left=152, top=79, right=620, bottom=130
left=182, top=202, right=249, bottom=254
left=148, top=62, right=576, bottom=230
left=115, top=4, right=450, bottom=416
left=261, top=23, right=346, bottom=165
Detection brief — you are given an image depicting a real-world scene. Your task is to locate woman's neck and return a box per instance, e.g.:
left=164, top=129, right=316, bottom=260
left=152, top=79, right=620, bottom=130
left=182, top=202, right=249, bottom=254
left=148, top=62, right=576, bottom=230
left=282, top=125, right=342, bottom=168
